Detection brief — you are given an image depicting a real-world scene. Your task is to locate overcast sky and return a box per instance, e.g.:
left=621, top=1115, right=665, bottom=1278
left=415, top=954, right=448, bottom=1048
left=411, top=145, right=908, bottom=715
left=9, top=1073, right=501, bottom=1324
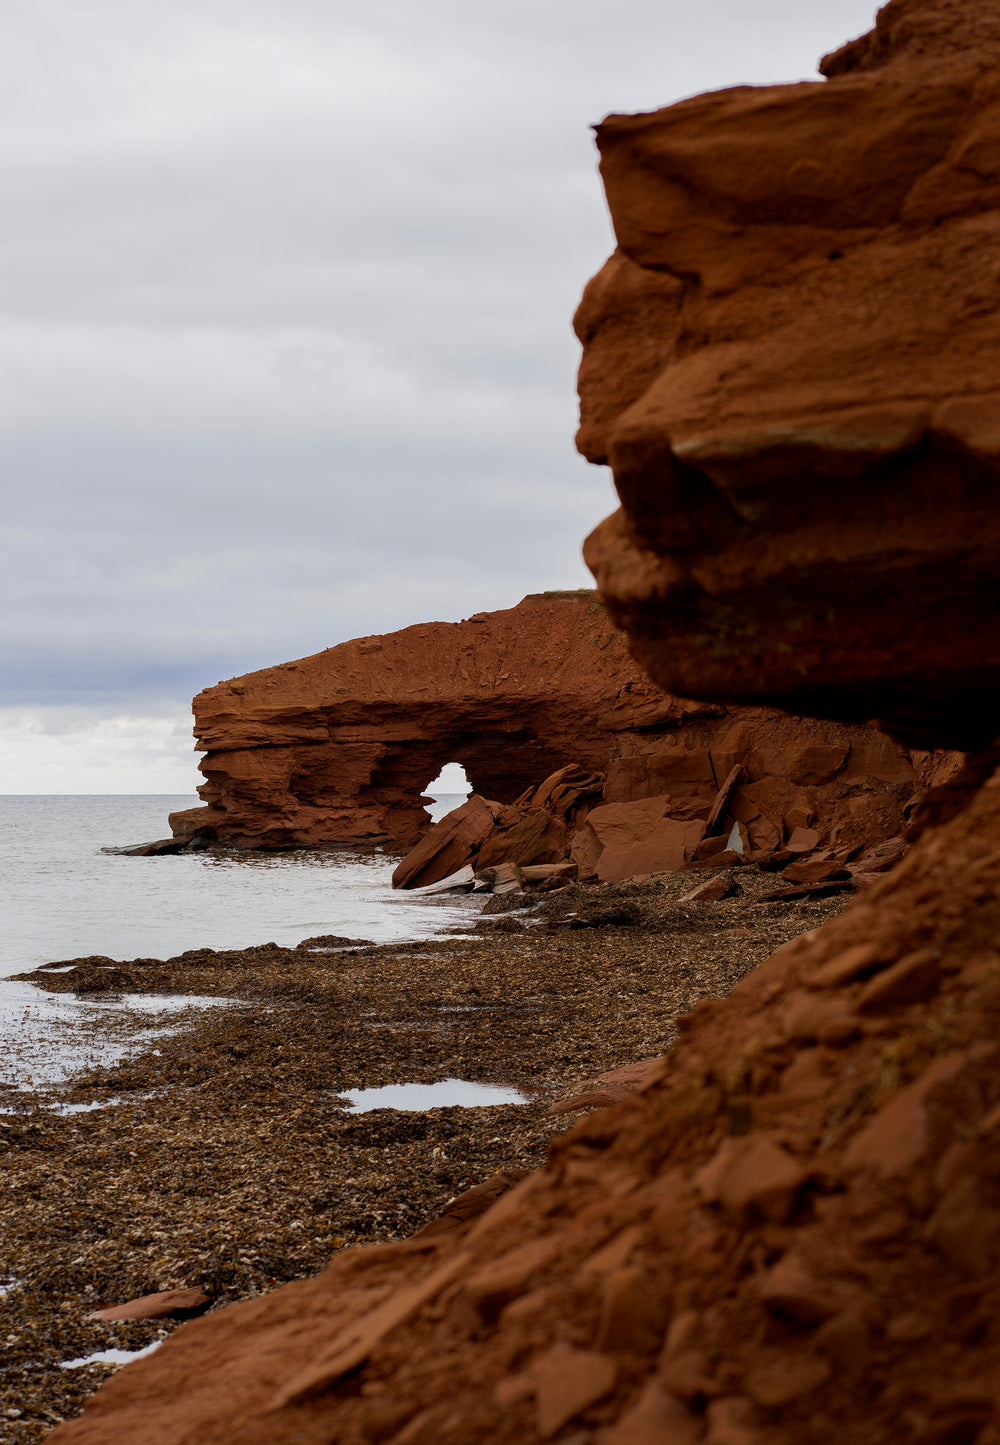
left=2, top=0, right=879, bottom=791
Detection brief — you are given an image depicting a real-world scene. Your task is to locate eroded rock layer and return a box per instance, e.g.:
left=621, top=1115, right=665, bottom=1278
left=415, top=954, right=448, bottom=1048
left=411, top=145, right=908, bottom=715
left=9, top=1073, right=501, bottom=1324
left=169, top=592, right=670, bottom=849
left=170, top=591, right=944, bottom=858
left=578, top=0, right=1000, bottom=750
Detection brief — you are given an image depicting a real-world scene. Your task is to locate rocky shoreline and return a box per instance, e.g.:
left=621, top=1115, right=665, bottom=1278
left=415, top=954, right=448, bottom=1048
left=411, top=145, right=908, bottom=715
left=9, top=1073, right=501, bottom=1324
left=0, top=869, right=846, bottom=1439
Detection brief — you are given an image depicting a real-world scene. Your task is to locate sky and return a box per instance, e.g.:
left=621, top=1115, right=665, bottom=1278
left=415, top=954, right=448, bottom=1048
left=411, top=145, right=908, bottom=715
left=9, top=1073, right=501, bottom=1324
left=1, top=0, right=880, bottom=792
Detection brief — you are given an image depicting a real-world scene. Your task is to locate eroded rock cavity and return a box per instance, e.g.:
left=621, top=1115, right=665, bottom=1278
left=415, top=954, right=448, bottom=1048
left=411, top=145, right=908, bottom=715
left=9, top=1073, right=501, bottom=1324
left=170, top=592, right=662, bottom=849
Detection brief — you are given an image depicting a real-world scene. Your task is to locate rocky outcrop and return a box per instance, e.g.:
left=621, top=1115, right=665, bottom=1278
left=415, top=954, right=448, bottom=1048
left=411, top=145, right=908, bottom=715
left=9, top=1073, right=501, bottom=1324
left=168, top=591, right=677, bottom=849
left=391, top=764, right=604, bottom=890
left=578, top=0, right=1000, bottom=750
left=170, top=590, right=948, bottom=860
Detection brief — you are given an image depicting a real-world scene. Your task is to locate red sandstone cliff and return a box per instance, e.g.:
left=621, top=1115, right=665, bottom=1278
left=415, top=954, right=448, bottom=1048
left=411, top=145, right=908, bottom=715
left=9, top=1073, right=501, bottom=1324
left=169, top=589, right=945, bottom=877
left=169, top=591, right=675, bottom=849
left=577, top=0, right=1000, bottom=751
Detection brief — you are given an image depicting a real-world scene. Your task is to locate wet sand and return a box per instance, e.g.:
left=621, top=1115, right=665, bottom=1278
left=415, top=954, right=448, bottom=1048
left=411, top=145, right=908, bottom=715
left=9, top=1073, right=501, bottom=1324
left=0, top=869, right=849, bottom=1439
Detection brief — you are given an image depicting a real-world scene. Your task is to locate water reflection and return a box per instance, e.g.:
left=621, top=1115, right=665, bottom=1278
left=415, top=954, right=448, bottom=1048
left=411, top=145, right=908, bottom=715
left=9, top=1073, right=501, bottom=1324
left=0, top=980, right=228, bottom=1093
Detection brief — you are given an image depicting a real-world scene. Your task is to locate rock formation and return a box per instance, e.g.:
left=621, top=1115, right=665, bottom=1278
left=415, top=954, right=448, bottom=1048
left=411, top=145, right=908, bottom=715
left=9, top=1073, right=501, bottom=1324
left=392, top=731, right=951, bottom=893
left=52, top=3, right=1000, bottom=1442
left=169, top=590, right=944, bottom=869
left=168, top=591, right=671, bottom=849
left=578, top=0, right=1000, bottom=751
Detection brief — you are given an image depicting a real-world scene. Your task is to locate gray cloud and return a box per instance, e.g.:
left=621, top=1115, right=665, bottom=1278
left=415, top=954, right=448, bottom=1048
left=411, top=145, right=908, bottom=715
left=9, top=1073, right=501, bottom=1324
left=1, top=0, right=879, bottom=778
left=2, top=428, right=614, bottom=708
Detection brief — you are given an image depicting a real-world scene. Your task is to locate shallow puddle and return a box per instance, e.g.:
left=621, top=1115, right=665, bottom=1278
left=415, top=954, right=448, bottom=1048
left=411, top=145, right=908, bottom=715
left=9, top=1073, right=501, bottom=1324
left=340, top=1078, right=529, bottom=1113
left=45, top=1096, right=134, bottom=1116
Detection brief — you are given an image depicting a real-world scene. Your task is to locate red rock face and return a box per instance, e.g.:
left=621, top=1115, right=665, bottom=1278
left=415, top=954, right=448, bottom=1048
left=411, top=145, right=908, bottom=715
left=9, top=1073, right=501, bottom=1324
left=169, top=591, right=678, bottom=849
left=171, top=590, right=945, bottom=860
left=390, top=719, right=959, bottom=892
left=54, top=6, right=1000, bottom=1444
left=577, top=0, right=1000, bottom=750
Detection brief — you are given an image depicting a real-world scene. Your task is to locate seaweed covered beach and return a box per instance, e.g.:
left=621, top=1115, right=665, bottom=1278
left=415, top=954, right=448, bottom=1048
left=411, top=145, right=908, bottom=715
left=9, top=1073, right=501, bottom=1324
left=0, top=871, right=845, bottom=1439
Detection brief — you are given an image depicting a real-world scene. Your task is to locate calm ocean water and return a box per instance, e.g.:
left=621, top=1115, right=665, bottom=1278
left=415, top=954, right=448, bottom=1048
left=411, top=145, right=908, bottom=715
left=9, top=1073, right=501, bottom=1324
left=0, top=793, right=473, bottom=979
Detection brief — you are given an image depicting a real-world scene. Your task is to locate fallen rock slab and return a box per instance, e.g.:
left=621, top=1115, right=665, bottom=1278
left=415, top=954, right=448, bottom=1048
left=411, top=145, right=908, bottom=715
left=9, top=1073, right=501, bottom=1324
left=703, top=763, right=745, bottom=836
left=491, top=861, right=525, bottom=895
left=754, top=879, right=854, bottom=904
left=407, top=864, right=477, bottom=895
left=113, top=839, right=198, bottom=857
left=519, top=863, right=578, bottom=885
left=391, top=796, right=502, bottom=890
left=546, top=1056, right=663, bottom=1117
left=85, top=1288, right=210, bottom=1323
left=778, top=859, right=852, bottom=885
left=683, top=848, right=746, bottom=871
left=680, top=873, right=739, bottom=902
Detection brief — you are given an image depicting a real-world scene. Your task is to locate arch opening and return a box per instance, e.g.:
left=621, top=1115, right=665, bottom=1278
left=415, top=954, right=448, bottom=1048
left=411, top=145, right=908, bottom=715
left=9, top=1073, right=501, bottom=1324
left=423, top=762, right=471, bottom=824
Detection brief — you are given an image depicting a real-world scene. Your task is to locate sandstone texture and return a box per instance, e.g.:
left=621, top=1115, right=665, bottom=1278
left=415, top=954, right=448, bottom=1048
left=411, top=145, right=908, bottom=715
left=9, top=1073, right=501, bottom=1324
left=393, top=735, right=955, bottom=894
left=170, top=590, right=945, bottom=873
left=578, top=0, right=1000, bottom=750
left=168, top=591, right=680, bottom=850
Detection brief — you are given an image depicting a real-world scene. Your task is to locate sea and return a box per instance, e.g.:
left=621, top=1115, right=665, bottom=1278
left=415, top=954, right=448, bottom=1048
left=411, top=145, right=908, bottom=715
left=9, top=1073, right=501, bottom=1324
left=0, top=792, right=477, bottom=1096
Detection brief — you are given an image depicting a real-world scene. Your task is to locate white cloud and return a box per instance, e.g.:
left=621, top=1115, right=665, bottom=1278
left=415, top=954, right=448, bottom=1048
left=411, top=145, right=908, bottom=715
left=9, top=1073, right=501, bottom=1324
left=0, top=320, right=576, bottom=438
left=0, top=697, right=482, bottom=796
left=0, top=707, right=200, bottom=794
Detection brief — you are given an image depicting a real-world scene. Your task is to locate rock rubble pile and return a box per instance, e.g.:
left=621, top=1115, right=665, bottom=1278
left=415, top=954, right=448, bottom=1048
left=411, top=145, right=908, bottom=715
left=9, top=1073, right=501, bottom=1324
left=391, top=752, right=946, bottom=903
